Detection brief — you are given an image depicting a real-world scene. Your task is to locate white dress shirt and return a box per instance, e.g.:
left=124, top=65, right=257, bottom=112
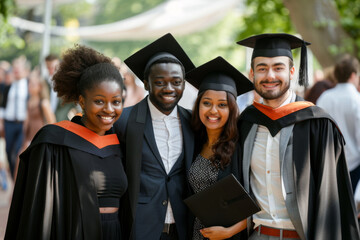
left=250, top=91, right=295, bottom=230
left=317, top=83, right=360, bottom=171
left=1, top=78, right=28, bottom=121
left=148, top=98, right=183, bottom=224
left=47, top=76, right=59, bottom=112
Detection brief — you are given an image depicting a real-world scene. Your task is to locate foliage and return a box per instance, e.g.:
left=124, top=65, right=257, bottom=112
left=0, top=0, right=92, bottom=66
left=91, top=0, right=164, bottom=24
left=0, top=15, right=24, bottom=50
left=4, top=0, right=359, bottom=69
left=335, top=0, right=360, bottom=55
left=0, top=0, right=25, bottom=55
left=237, top=0, right=293, bottom=40
left=0, top=0, right=13, bottom=19
left=236, top=0, right=360, bottom=59
left=0, top=0, right=166, bottom=66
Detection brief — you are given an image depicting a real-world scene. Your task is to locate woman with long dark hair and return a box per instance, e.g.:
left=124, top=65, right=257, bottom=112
left=186, top=57, right=253, bottom=239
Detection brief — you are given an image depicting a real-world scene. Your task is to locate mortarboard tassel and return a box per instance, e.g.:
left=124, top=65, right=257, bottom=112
left=298, top=41, right=308, bottom=87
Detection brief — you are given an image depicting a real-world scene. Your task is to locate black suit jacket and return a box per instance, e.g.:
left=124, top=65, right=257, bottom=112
left=114, top=97, right=194, bottom=240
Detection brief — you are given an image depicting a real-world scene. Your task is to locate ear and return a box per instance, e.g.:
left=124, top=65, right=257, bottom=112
left=249, top=68, right=255, bottom=82
left=78, top=95, right=85, bottom=110
left=144, top=79, right=150, bottom=91
left=349, top=72, right=359, bottom=85
left=289, top=66, right=295, bottom=80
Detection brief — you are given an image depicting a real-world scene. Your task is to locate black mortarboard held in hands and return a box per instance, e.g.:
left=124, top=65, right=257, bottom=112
left=186, top=56, right=254, bottom=97
left=124, top=33, right=195, bottom=81
left=237, top=33, right=311, bottom=87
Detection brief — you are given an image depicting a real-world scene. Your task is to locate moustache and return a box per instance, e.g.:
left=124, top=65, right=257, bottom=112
left=259, top=80, right=281, bottom=84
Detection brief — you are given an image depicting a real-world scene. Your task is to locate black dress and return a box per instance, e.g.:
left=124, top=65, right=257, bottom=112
left=188, top=154, right=220, bottom=240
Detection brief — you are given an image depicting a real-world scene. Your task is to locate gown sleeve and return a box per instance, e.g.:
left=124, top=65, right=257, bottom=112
left=5, top=142, right=83, bottom=240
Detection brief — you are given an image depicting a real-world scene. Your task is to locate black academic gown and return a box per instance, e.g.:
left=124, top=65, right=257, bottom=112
left=5, top=118, right=123, bottom=240
left=238, top=96, right=360, bottom=240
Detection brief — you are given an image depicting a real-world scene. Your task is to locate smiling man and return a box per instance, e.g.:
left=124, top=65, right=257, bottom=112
left=237, top=33, right=359, bottom=240
left=114, top=33, right=195, bottom=240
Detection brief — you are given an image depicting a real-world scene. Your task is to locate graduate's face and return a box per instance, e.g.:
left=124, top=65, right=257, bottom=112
left=250, top=56, right=295, bottom=101
left=79, top=80, right=123, bottom=136
left=199, top=90, right=229, bottom=132
left=144, top=63, right=185, bottom=115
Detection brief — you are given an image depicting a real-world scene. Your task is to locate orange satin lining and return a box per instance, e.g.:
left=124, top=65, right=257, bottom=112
left=54, top=120, right=119, bottom=148
left=253, top=101, right=314, bottom=120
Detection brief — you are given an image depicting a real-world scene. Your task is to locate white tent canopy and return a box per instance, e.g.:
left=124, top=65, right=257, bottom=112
left=11, top=0, right=241, bottom=41
left=15, top=0, right=75, bottom=7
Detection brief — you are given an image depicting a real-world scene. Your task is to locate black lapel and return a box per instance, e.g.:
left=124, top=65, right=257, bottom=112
left=143, top=113, right=165, bottom=171
left=178, top=107, right=194, bottom=172
left=126, top=99, right=147, bottom=219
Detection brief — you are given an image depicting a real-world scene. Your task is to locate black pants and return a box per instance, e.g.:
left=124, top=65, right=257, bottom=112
left=160, top=224, right=178, bottom=240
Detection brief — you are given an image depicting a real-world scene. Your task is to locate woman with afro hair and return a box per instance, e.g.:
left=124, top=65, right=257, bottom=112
left=5, top=45, right=127, bottom=240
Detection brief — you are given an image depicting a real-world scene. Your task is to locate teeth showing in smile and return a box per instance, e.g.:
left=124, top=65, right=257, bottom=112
left=208, top=117, right=219, bottom=121
left=163, top=96, right=175, bottom=100
left=100, top=116, right=113, bottom=120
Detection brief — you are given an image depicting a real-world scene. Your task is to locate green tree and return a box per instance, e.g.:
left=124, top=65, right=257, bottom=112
left=0, top=0, right=92, bottom=66
left=0, top=0, right=25, bottom=53
left=237, top=0, right=360, bottom=68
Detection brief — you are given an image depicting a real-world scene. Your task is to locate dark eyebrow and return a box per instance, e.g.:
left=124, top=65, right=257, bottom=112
left=202, top=97, right=227, bottom=101
left=255, top=63, right=268, bottom=68
left=94, top=94, right=122, bottom=98
left=255, top=62, right=286, bottom=68
left=273, top=62, right=286, bottom=67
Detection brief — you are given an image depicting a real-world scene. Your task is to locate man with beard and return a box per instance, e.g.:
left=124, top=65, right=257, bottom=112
left=114, top=33, right=195, bottom=240
left=237, top=33, right=359, bottom=240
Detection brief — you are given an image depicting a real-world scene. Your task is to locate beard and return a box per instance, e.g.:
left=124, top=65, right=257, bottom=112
left=254, top=76, right=291, bottom=100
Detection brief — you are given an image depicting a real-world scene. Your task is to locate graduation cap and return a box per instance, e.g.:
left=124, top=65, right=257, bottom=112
left=186, top=56, right=254, bottom=97
left=237, top=33, right=311, bottom=87
left=124, top=33, right=195, bottom=81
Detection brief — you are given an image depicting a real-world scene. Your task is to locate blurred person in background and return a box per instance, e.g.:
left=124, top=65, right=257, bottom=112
left=22, top=67, right=56, bottom=148
left=304, top=66, right=336, bottom=104
left=45, top=54, right=79, bottom=121
left=317, top=54, right=360, bottom=192
left=12, top=68, right=56, bottom=179
left=120, top=62, right=146, bottom=107
left=44, top=54, right=60, bottom=112
left=0, top=60, right=11, bottom=191
left=0, top=61, right=11, bottom=136
left=0, top=56, right=30, bottom=179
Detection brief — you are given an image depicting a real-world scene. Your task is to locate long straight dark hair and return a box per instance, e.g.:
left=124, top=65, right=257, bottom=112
left=191, top=91, right=239, bottom=169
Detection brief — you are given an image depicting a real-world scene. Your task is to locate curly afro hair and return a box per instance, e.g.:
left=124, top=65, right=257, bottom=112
left=53, top=44, right=124, bottom=103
